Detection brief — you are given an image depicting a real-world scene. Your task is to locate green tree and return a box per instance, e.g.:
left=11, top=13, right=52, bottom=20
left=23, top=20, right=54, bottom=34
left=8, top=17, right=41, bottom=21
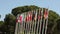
left=0, top=21, right=4, bottom=27
left=12, top=5, right=39, bottom=16
left=52, top=18, right=60, bottom=34
left=4, top=14, right=16, bottom=34
left=0, top=15, right=1, bottom=18
left=47, top=10, right=59, bottom=34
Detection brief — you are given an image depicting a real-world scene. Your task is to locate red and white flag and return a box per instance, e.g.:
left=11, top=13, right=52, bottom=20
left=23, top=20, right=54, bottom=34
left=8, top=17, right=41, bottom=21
left=44, top=9, right=48, bottom=19
left=25, top=12, right=32, bottom=22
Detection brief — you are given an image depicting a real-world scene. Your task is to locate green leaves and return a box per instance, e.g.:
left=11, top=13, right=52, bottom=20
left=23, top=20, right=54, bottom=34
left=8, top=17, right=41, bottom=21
left=12, top=5, right=39, bottom=16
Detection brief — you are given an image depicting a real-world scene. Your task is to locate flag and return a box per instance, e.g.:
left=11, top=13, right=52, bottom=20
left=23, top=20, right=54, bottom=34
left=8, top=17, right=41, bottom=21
left=25, top=12, right=32, bottom=22
left=19, top=14, right=24, bottom=24
left=15, top=14, right=20, bottom=34
left=16, top=14, right=20, bottom=23
left=32, top=11, right=35, bottom=21
left=34, top=10, right=37, bottom=21
left=38, top=9, right=42, bottom=20
left=27, top=12, right=32, bottom=21
left=44, top=9, right=48, bottom=19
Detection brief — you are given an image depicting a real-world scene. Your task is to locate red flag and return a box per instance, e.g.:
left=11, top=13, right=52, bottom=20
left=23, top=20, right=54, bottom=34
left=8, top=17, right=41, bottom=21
left=25, top=12, right=32, bottom=22
left=25, top=16, right=29, bottom=22
left=16, top=16, right=19, bottom=23
left=38, top=15, right=41, bottom=20
left=19, top=15, right=23, bottom=24
left=44, top=9, right=48, bottom=19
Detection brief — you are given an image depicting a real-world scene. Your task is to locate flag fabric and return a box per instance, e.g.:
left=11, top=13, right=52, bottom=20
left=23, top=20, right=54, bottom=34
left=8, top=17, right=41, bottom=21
left=38, top=9, right=42, bottom=20
left=16, top=14, right=20, bottom=23
left=45, top=8, right=49, bottom=34
left=15, top=14, right=20, bottom=34
left=19, top=14, right=24, bottom=24
left=34, top=10, right=37, bottom=21
left=25, top=12, right=32, bottom=22
left=44, top=9, right=48, bottom=19
left=42, top=8, right=48, bottom=34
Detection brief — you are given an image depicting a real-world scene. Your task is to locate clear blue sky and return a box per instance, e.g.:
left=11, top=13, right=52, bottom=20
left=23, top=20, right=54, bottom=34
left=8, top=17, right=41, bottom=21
left=0, top=0, right=60, bottom=21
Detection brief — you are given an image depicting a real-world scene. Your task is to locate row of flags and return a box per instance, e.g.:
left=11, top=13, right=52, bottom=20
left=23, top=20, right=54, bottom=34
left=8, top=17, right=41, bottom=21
left=16, top=8, right=48, bottom=23
left=15, top=8, right=49, bottom=34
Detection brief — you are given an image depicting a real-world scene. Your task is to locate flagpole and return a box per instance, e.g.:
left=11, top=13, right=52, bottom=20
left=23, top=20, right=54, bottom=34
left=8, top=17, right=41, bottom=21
left=15, top=21, right=18, bottom=34
left=31, top=10, right=34, bottom=34
left=36, top=9, right=40, bottom=34
left=42, top=18, right=45, bottom=34
left=24, top=13, right=25, bottom=34
left=45, top=8, right=49, bottom=34
left=39, top=8, right=43, bottom=34
left=33, top=10, right=36, bottom=34
left=42, top=8, right=46, bottom=34
left=35, top=9, right=38, bottom=34
left=37, top=11, right=39, bottom=34
left=33, top=10, right=35, bottom=34
left=24, top=12, right=26, bottom=34
left=15, top=14, right=20, bottom=34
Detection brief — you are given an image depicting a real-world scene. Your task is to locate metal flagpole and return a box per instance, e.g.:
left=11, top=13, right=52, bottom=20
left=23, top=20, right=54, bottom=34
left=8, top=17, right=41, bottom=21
left=38, top=9, right=42, bottom=34
left=24, top=12, right=26, bottom=34
left=15, top=14, right=20, bottom=34
left=19, top=14, right=23, bottom=34
left=36, top=9, right=40, bottom=34
left=35, top=9, right=38, bottom=34
left=45, top=8, right=49, bottom=34
left=39, top=8, right=43, bottom=34
left=15, top=22, right=18, bottom=34
left=33, top=10, right=36, bottom=34
left=31, top=10, right=34, bottom=34
left=42, top=8, right=46, bottom=34
left=28, top=11, right=31, bottom=34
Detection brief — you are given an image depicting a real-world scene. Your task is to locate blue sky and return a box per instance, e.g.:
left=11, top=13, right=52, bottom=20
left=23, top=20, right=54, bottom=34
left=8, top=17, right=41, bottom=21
left=0, top=0, right=60, bottom=21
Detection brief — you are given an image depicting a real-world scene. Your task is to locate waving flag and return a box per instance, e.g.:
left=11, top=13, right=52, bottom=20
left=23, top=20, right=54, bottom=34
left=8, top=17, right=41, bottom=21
left=16, top=14, right=20, bottom=23
left=38, top=9, right=42, bottom=20
left=33, top=10, right=37, bottom=21
left=25, top=12, right=32, bottom=22
left=44, top=9, right=48, bottom=19
left=19, top=14, right=24, bottom=24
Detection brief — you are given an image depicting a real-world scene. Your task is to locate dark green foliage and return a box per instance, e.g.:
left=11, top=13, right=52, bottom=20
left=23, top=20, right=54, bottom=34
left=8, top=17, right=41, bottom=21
left=0, top=14, right=16, bottom=34
left=0, top=15, right=1, bottom=18
left=12, top=5, right=39, bottom=16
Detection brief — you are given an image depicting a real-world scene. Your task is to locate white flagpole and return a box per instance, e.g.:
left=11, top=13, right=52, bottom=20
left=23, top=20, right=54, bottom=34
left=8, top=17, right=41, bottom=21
left=42, top=8, right=46, bottom=34
left=24, top=12, right=26, bottom=34
left=23, top=13, right=25, bottom=34
left=33, top=10, right=35, bottom=34
left=39, top=8, right=43, bottom=34
left=15, top=22, right=18, bottom=34
left=15, top=14, right=20, bottom=34
left=36, top=9, right=40, bottom=34
left=34, top=9, right=37, bottom=34
left=31, top=10, right=33, bottom=34
left=45, top=8, right=49, bottom=34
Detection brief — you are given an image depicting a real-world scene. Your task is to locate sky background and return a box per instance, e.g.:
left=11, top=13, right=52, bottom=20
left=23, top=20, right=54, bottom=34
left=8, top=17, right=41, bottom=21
left=0, top=0, right=60, bottom=21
